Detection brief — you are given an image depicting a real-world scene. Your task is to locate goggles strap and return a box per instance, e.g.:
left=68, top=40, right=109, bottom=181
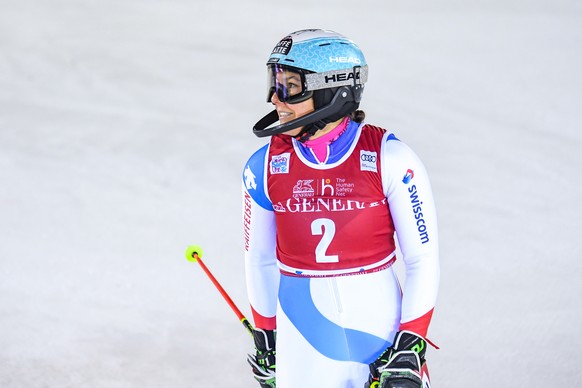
left=304, top=65, right=368, bottom=92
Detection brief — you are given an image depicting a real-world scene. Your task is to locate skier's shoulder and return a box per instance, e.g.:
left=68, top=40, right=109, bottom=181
left=360, top=122, right=402, bottom=144
left=360, top=125, right=425, bottom=177
left=374, top=129, right=417, bottom=160
left=358, top=122, right=406, bottom=150
left=243, top=143, right=272, bottom=211
left=361, top=122, right=388, bottom=136
left=245, top=143, right=269, bottom=167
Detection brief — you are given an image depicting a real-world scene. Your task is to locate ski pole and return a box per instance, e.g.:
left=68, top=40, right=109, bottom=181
left=185, top=245, right=254, bottom=335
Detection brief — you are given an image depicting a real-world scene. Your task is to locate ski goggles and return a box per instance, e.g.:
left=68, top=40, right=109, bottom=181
left=266, top=64, right=313, bottom=104
left=266, top=63, right=369, bottom=104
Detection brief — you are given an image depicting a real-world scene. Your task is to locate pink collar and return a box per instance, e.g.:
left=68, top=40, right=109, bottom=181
left=303, top=117, right=350, bottom=163
left=304, top=117, right=350, bottom=147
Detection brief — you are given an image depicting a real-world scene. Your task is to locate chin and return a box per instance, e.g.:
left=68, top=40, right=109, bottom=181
left=282, top=127, right=302, bottom=137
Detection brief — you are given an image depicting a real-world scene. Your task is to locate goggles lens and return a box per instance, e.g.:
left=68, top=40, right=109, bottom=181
left=267, top=65, right=310, bottom=104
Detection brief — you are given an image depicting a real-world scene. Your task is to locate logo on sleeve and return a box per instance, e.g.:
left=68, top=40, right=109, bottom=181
left=243, top=166, right=257, bottom=190
left=402, top=169, right=414, bottom=184
left=402, top=168, right=429, bottom=245
left=270, top=153, right=291, bottom=174
left=360, top=150, right=377, bottom=172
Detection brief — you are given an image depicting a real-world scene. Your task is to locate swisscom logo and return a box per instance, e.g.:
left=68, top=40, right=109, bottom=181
left=402, top=168, right=430, bottom=245
left=402, top=169, right=414, bottom=184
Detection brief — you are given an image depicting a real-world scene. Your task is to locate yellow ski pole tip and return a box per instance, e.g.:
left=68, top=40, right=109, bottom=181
left=185, top=245, right=204, bottom=262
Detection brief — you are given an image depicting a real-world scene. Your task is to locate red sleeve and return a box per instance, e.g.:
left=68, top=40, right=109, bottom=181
left=251, top=306, right=277, bottom=330
left=399, top=308, right=434, bottom=338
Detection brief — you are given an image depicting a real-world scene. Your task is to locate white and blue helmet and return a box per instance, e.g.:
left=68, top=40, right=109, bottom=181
left=253, top=29, right=368, bottom=139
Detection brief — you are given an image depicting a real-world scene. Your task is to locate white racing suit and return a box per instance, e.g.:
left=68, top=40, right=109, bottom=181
left=242, top=120, right=439, bottom=387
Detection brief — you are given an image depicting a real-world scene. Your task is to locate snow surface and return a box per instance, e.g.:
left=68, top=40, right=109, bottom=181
left=1, top=0, right=581, bottom=386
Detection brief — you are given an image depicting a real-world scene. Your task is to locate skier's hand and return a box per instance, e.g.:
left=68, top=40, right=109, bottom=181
left=365, top=331, right=426, bottom=388
left=247, top=328, right=276, bottom=388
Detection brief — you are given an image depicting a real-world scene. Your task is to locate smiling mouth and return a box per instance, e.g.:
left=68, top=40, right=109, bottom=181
left=277, top=111, right=292, bottom=120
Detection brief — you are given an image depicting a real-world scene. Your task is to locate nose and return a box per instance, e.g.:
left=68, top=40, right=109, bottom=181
left=271, top=91, right=282, bottom=105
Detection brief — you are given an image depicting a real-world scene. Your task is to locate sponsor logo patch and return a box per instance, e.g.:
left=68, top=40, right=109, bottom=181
left=271, top=37, right=292, bottom=55
left=270, top=153, right=290, bottom=174
left=360, top=150, right=377, bottom=172
left=243, top=166, right=257, bottom=190
left=329, top=56, right=361, bottom=64
left=402, top=169, right=414, bottom=184
left=408, top=184, right=430, bottom=244
left=293, top=180, right=315, bottom=198
left=402, top=168, right=429, bottom=245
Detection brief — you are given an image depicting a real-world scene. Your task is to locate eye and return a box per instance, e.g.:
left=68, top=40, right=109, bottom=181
left=286, top=81, right=300, bottom=94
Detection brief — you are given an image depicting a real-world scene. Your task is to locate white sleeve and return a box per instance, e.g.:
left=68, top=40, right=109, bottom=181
left=381, top=134, right=440, bottom=331
left=242, top=144, right=279, bottom=329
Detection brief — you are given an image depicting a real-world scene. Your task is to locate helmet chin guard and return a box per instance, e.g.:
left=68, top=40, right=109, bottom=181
left=253, top=85, right=360, bottom=138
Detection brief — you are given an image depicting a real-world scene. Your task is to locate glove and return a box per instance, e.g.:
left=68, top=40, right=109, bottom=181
left=247, top=328, right=276, bottom=388
left=365, top=331, right=427, bottom=388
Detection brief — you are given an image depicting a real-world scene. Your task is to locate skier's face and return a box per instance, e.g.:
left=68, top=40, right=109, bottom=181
left=271, top=92, right=314, bottom=136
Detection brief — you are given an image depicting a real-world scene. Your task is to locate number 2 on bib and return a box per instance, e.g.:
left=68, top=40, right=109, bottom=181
left=311, top=218, right=339, bottom=263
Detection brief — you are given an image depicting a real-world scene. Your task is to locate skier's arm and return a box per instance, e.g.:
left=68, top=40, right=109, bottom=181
left=242, top=145, right=279, bottom=330
left=381, top=135, right=440, bottom=338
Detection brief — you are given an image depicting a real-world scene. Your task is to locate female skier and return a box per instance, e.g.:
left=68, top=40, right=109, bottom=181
left=242, top=29, right=439, bottom=388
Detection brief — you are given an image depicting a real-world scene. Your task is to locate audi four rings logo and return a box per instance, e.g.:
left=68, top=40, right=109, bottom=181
left=360, top=154, right=376, bottom=162
left=360, top=150, right=378, bottom=172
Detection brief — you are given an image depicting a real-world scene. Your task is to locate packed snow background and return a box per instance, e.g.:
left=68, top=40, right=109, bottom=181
left=1, top=0, right=581, bottom=386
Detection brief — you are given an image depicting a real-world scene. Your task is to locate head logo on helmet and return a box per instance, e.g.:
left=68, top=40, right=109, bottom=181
left=253, top=29, right=368, bottom=140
